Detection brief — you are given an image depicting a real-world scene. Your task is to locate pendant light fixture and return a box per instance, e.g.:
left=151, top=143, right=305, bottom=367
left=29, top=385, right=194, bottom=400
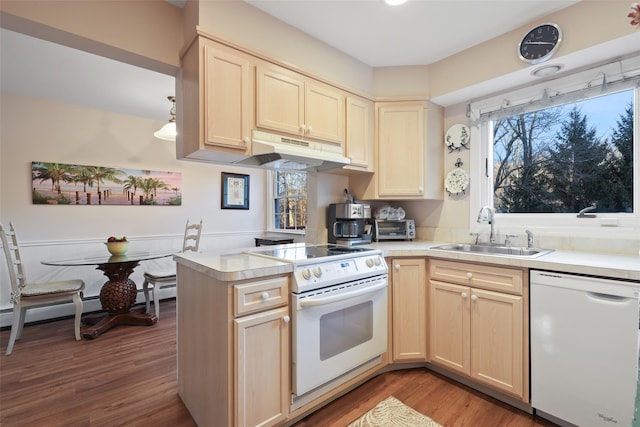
left=154, top=96, right=176, bottom=141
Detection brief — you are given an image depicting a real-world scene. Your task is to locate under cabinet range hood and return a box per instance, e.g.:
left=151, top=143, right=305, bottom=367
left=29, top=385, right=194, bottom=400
left=235, top=130, right=351, bottom=171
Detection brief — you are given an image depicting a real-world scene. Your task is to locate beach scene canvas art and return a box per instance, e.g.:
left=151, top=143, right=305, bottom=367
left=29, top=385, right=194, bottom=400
left=31, top=162, right=182, bottom=206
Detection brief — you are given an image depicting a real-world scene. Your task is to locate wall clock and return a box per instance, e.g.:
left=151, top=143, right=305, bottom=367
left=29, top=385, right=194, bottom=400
left=518, top=23, right=562, bottom=65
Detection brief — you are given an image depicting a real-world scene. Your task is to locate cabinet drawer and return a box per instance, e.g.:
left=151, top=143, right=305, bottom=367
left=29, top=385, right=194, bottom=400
left=429, top=259, right=523, bottom=295
left=234, top=276, right=289, bottom=317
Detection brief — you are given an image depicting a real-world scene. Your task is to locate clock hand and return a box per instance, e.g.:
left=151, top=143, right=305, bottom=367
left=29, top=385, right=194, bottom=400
left=523, top=41, right=555, bottom=45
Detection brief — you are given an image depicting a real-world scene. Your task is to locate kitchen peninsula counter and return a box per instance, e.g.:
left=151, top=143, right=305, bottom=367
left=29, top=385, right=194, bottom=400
left=173, top=250, right=292, bottom=282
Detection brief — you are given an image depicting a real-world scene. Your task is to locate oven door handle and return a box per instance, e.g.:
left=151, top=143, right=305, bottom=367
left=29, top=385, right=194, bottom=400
left=298, top=281, right=387, bottom=308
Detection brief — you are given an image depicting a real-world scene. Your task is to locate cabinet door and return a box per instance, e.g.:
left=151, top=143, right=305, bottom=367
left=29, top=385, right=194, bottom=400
left=204, top=44, right=252, bottom=151
left=470, top=288, right=524, bottom=398
left=429, top=280, right=470, bottom=375
left=377, top=102, right=425, bottom=197
left=256, top=64, right=305, bottom=136
left=304, top=82, right=345, bottom=144
left=345, top=96, right=374, bottom=171
left=391, top=258, right=427, bottom=361
left=234, top=307, right=290, bottom=427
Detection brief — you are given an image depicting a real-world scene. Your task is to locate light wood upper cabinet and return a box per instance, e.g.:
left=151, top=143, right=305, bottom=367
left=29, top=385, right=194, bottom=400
left=390, top=258, right=427, bottom=362
left=349, top=100, right=443, bottom=200
left=428, top=260, right=528, bottom=401
left=377, top=102, right=426, bottom=197
left=256, top=64, right=305, bottom=137
left=344, top=95, right=374, bottom=172
left=204, top=44, right=253, bottom=150
left=305, top=81, right=345, bottom=144
left=256, top=62, right=345, bottom=145
left=178, top=37, right=253, bottom=162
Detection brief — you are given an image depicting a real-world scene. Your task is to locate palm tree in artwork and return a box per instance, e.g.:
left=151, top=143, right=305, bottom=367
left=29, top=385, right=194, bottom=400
left=32, top=162, right=74, bottom=194
left=139, top=178, right=156, bottom=203
left=72, top=165, right=95, bottom=192
left=150, top=178, right=170, bottom=198
left=122, top=175, right=143, bottom=199
left=89, top=166, right=124, bottom=195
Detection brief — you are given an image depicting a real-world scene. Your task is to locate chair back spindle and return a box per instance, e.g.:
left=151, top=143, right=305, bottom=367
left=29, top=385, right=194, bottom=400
left=182, top=219, right=202, bottom=253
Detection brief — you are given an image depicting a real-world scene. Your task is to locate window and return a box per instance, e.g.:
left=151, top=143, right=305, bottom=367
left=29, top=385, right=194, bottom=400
left=269, top=170, right=307, bottom=232
left=492, top=90, right=634, bottom=214
left=471, top=56, right=640, bottom=231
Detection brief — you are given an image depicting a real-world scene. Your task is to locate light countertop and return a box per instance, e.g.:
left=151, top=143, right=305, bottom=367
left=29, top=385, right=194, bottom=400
left=367, top=242, right=640, bottom=282
left=174, top=251, right=293, bottom=282
left=174, top=241, right=640, bottom=283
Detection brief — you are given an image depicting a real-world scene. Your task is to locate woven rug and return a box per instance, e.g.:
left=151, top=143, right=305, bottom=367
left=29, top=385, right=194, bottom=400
left=347, top=396, right=442, bottom=427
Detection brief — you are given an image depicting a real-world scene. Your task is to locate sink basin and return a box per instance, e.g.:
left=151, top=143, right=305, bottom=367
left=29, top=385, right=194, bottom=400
left=431, top=243, right=553, bottom=258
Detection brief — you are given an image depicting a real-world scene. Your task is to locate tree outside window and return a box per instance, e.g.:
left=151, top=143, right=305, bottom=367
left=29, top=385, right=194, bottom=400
left=273, top=170, right=307, bottom=231
left=492, top=90, right=634, bottom=214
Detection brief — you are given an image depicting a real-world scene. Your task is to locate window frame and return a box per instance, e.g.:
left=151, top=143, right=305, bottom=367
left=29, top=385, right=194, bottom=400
left=266, top=170, right=307, bottom=235
left=469, top=61, right=640, bottom=236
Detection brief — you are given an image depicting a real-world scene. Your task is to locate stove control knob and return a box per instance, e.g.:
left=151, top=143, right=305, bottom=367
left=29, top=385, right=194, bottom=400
left=366, top=258, right=374, bottom=268
left=313, top=267, right=322, bottom=278
left=374, top=256, right=382, bottom=266
left=301, top=269, right=312, bottom=280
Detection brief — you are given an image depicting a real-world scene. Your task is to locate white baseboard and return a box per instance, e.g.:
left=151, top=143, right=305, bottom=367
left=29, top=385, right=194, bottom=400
left=0, top=287, right=177, bottom=329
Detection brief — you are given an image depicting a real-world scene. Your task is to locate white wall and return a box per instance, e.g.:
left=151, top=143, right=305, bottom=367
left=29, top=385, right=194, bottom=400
left=0, top=93, right=273, bottom=315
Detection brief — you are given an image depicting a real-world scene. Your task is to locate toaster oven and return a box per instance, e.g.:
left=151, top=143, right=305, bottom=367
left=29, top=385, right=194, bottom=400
left=373, top=219, right=415, bottom=241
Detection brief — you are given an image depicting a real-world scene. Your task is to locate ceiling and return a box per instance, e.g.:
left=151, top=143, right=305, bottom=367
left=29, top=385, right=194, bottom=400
left=0, top=0, right=589, bottom=121
left=0, top=28, right=175, bottom=122
left=245, top=0, right=581, bottom=67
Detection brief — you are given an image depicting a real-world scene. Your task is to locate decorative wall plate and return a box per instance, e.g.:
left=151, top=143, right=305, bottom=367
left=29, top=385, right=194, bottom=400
left=445, top=124, right=470, bottom=152
left=445, top=158, right=470, bottom=196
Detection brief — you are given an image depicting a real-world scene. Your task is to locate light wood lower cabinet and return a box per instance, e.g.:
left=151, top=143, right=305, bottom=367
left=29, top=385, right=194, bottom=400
left=428, top=259, right=528, bottom=401
left=177, top=264, right=290, bottom=427
left=234, top=306, right=289, bottom=427
left=390, top=258, right=427, bottom=362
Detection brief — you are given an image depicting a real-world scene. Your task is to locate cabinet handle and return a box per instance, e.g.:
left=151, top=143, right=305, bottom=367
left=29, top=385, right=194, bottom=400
left=299, top=124, right=306, bottom=133
left=307, top=125, right=313, bottom=135
left=461, top=292, right=467, bottom=299
left=395, top=264, right=400, bottom=270
left=471, top=295, right=478, bottom=302
left=283, top=315, right=290, bottom=323
left=261, top=292, right=269, bottom=301
left=242, top=136, right=249, bottom=145
left=466, top=272, right=473, bottom=279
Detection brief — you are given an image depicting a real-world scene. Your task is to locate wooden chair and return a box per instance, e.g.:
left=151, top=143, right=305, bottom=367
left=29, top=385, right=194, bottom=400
left=1, top=222, right=85, bottom=355
left=142, top=219, right=202, bottom=319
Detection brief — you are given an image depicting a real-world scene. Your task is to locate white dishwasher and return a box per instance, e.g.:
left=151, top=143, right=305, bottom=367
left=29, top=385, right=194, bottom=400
left=530, top=270, right=640, bottom=427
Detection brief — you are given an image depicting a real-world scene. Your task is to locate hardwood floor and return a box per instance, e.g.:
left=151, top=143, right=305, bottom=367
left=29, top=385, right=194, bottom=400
left=1, top=300, right=557, bottom=427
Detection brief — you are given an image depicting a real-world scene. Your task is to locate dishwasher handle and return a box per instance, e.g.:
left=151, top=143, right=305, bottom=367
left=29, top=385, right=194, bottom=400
left=587, top=292, right=636, bottom=303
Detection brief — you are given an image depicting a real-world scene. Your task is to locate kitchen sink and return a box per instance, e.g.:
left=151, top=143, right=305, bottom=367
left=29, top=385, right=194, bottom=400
left=431, top=243, right=553, bottom=258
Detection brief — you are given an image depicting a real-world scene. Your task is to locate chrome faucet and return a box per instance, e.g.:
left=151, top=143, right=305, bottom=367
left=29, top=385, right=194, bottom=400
left=525, top=230, right=534, bottom=248
left=477, top=206, right=495, bottom=244
left=577, top=204, right=597, bottom=218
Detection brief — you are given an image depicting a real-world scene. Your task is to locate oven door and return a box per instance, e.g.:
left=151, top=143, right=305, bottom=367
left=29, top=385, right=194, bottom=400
left=291, top=275, right=388, bottom=397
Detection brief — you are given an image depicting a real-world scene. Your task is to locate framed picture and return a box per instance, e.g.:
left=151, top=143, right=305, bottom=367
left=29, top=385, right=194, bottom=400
left=221, top=172, right=249, bottom=210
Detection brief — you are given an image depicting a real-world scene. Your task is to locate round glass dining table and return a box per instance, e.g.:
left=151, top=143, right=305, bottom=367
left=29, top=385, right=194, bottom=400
left=42, top=251, right=175, bottom=339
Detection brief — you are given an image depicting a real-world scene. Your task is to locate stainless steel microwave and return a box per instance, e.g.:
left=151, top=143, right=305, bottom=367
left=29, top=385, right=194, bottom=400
left=373, top=219, right=415, bottom=241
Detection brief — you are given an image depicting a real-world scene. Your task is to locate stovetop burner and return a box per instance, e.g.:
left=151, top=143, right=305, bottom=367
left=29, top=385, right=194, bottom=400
left=249, top=243, right=375, bottom=262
